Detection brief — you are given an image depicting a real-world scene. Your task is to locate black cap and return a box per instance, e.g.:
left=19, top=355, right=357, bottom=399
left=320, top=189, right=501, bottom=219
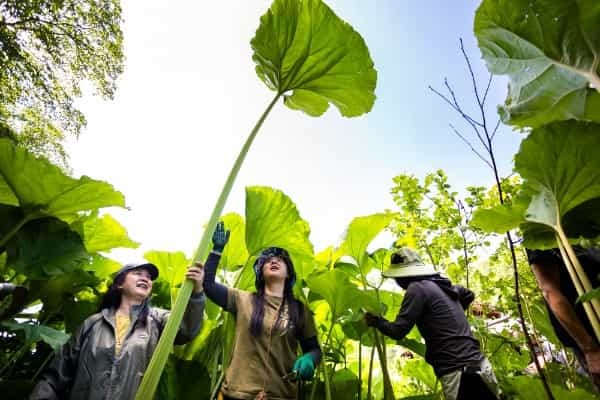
left=116, top=262, right=159, bottom=281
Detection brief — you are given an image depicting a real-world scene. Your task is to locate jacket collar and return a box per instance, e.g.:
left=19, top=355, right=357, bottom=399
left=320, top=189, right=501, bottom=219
left=101, top=299, right=149, bottom=326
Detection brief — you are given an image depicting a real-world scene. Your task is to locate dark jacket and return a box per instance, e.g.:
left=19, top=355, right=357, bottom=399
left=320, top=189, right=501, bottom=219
left=29, top=294, right=205, bottom=400
left=373, top=279, right=482, bottom=376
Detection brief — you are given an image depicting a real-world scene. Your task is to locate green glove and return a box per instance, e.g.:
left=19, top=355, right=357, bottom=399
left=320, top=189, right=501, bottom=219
left=293, top=353, right=315, bottom=381
left=212, top=221, right=230, bottom=253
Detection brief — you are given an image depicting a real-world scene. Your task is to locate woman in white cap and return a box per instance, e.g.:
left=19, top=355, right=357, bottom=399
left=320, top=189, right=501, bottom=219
left=30, top=261, right=205, bottom=400
left=364, top=247, right=500, bottom=400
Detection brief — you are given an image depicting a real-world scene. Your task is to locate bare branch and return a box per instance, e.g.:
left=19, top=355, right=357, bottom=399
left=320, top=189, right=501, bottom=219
left=482, top=74, right=493, bottom=106
left=449, top=123, right=493, bottom=169
left=429, top=84, right=490, bottom=152
left=443, top=78, right=484, bottom=128
left=490, top=119, right=501, bottom=141
left=460, top=38, right=483, bottom=107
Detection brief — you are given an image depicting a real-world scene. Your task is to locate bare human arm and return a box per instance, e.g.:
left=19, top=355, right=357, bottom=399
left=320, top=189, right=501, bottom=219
left=531, top=260, right=600, bottom=385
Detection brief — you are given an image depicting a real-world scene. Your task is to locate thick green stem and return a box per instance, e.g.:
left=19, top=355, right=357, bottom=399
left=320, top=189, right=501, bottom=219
left=556, top=235, right=600, bottom=342
left=135, top=93, right=281, bottom=400
left=322, top=313, right=336, bottom=400
left=367, top=343, right=375, bottom=400
left=373, top=331, right=395, bottom=400
left=308, top=362, right=322, bottom=400
left=358, top=335, right=362, bottom=400
left=0, top=215, right=31, bottom=248
left=555, top=222, right=600, bottom=321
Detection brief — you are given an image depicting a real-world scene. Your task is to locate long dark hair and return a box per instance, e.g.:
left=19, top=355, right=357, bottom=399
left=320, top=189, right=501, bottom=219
left=249, top=248, right=304, bottom=338
left=99, top=271, right=149, bottom=327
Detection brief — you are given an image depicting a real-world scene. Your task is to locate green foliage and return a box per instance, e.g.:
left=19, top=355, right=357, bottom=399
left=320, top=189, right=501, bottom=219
left=390, top=170, right=490, bottom=289
left=252, top=0, right=377, bottom=117
left=339, top=213, right=395, bottom=269
left=219, top=213, right=249, bottom=271
left=245, top=186, right=314, bottom=280
left=474, top=0, right=600, bottom=128
left=144, top=250, right=190, bottom=307
left=0, top=139, right=136, bottom=383
left=0, top=0, right=124, bottom=138
left=0, top=139, right=125, bottom=234
left=2, top=321, right=69, bottom=350
left=71, top=213, right=139, bottom=253
left=472, top=121, right=600, bottom=249
left=577, top=287, right=600, bottom=304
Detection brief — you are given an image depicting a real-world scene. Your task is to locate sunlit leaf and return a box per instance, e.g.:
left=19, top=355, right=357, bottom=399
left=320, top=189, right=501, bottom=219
left=475, top=0, right=600, bottom=127
left=71, top=213, right=138, bottom=253
left=144, top=250, right=190, bottom=306
left=306, top=269, right=366, bottom=317
left=339, top=214, right=394, bottom=267
left=219, top=213, right=249, bottom=271
left=245, top=186, right=314, bottom=280
left=473, top=121, right=600, bottom=249
left=252, top=0, right=377, bottom=117
left=0, top=139, right=125, bottom=217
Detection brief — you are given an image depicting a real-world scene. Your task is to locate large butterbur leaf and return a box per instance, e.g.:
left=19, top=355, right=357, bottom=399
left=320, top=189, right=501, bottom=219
left=2, top=322, right=70, bottom=350
left=219, top=213, right=249, bottom=271
left=6, top=218, right=91, bottom=278
left=251, top=0, right=377, bottom=117
left=474, top=0, right=600, bottom=128
left=144, top=250, right=190, bottom=307
left=306, top=269, right=368, bottom=316
left=245, top=186, right=314, bottom=280
left=338, top=213, right=395, bottom=270
left=71, top=213, right=138, bottom=253
left=472, top=120, right=600, bottom=248
left=0, top=139, right=125, bottom=218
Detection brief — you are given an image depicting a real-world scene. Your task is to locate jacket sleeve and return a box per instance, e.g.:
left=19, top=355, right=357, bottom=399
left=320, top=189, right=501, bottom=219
left=372, top=283, right=425, bottom=340
left=202, top=251, right=229, bottom=309
left=29, top=319, right=90, bottom=400
left=172, top=292, right=206, bottom=345
left=455, top=285, right=475, bottom=310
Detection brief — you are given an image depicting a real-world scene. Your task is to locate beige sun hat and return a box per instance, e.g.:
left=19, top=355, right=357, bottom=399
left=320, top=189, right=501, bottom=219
left=382, top=247, right=437, bottom=278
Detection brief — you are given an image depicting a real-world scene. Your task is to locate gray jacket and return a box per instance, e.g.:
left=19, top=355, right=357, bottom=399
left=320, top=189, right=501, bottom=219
left=29, top=293, right=205, bottom=400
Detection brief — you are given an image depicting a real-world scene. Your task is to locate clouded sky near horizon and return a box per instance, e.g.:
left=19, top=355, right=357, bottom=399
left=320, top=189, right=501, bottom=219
left=66, top=0, right=521, bottom=261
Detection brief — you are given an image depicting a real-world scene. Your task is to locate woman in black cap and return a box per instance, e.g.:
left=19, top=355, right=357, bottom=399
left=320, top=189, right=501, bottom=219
left=30, top=261, right=205, bottom=400
left=203, top=222, right=321, bottom=400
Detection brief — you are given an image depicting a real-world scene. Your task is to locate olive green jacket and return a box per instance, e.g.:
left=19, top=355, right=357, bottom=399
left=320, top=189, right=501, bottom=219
left=29, top=294, right=205, bottom=400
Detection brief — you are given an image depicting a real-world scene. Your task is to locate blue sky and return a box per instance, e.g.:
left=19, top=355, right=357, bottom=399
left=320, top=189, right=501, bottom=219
left=66, top=0, right=522, bottom=259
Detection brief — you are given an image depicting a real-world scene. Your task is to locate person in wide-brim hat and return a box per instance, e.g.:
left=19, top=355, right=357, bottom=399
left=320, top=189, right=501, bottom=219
left=366, top=247, right=500, bottom=400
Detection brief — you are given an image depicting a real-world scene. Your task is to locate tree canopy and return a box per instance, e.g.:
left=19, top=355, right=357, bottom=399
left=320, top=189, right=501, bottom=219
left=0, top=0, right=124, bottom=165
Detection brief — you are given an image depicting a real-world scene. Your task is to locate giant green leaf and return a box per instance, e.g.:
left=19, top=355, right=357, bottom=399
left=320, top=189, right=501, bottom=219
left=81, top=255, right=122, bottom=279
left=245, top=186, right=314, bottom=280
left=475, top=0, right=600, bottom=127
left=306, top=269, right=368, bottom=317
left=6, top=218, right=90, bottom=278
left=473, top=121, right=600, bottom=248
left=470, top=202, right=525, bottom=234
left=0, top=138, right=125, bottom=218
left=251, top=0, right=377, bottom=117
left=29, top=269, right=99, bottom=311
left=144, top=250, right=190, bottom=307
left=71, top=213, right=138, bottom=253
left=338, top=213, right=395, bottom=269
left=219, top=213, right=249, bottom=271
left=2, top=322, right=70, bottom=350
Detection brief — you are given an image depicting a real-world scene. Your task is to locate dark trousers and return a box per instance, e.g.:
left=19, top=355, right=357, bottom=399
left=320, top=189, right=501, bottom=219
left=457, top=371, right=499, bottom=400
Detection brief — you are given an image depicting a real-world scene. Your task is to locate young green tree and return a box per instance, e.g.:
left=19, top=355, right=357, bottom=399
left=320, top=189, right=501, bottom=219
left=0, top=0, right=124, bottom=166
